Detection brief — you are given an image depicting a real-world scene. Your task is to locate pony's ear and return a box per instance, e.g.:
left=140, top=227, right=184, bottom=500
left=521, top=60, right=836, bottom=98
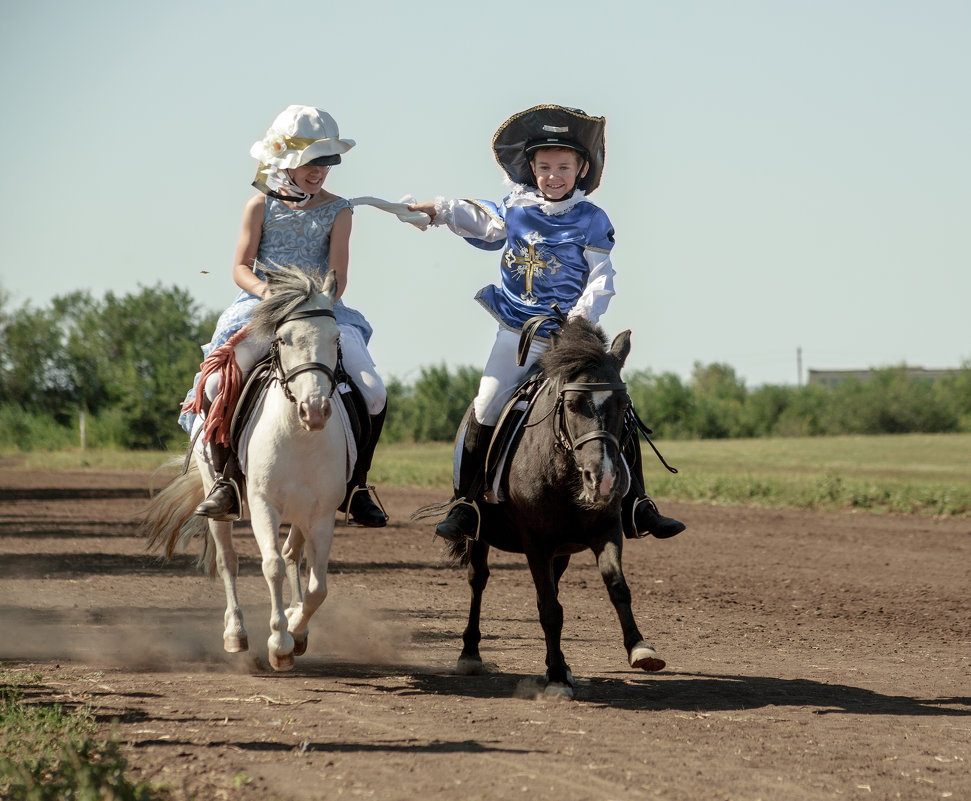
left=322, top=269, right=338, bottom=300
left=609, top=330, right=632, bottom=368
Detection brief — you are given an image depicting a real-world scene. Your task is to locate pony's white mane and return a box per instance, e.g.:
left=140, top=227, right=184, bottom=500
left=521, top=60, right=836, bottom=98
left=248, top=263, right=326, bottom=341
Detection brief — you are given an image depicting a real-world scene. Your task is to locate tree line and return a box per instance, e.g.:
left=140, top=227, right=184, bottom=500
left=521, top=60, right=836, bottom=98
left=1, top=285, right=969, bottom=451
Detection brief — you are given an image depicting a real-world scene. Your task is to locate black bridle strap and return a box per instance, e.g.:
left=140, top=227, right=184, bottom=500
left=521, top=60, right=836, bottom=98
left=571, top=429, right=621, bottom=452
left=561, top=381, right=627, bottom=393
left=554, top=379, right=628, bottom=456
left=276, top=308, right=336, bottom=328
left=516, top=304, right=567, bottom=366
left=271, top=306, right=339, bottom=403
left=282, top=362, right=337, bottom=387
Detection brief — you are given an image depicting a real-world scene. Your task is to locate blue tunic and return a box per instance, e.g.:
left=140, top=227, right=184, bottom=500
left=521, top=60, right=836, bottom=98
left=179, top=196, right=372, bottom=433
left=464, top=199, right=615, bottom=336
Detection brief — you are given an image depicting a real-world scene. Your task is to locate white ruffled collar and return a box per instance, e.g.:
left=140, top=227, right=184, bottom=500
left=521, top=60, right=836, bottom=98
left=503, top=178, right=587, bottom=216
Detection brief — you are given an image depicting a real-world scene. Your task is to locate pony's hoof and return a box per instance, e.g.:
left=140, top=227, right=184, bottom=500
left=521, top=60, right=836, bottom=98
left=293, top=633, right=308, bottom=657
left=269, top=651, right=295, bottom=671
left=629, top=641, right=665, bottom=672
left=224, top=634, right=249, bottom=653
left=456, top=655, right=485, bottom=675
left=543, top=682, right=575, bottom=699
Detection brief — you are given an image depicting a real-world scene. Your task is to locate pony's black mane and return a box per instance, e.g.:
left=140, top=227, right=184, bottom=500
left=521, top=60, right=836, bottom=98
left=538, top=317, right=614, bottom=380
left=248, top=262, right=326, bottom=341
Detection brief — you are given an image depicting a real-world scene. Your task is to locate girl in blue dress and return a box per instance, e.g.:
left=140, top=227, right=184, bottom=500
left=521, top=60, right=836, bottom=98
left=411, top=104, right=685, bottom=542
left=181, top=105, right=388, bottom=527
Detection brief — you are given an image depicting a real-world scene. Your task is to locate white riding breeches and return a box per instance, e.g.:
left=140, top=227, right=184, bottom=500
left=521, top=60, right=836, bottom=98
left=472, top=327, right=550, bottom=426
left=337, top=325, right=387, bottom=415
left=202, top=324, right=387, bottom=417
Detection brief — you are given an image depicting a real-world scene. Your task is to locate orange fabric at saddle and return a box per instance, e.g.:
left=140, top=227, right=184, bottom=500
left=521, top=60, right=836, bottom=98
left=181, top=326, right=250, bottom=448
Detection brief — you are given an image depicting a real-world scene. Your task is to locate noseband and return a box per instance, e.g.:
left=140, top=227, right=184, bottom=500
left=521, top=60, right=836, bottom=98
left=553, top=380, right=629, bottom=458
left=269, top=307, right=338, bottom=404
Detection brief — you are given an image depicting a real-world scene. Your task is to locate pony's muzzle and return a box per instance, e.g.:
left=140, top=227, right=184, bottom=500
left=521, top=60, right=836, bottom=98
left=298, top=396, right=331, bottom=430
left=579, top=449, right=618, bottom=504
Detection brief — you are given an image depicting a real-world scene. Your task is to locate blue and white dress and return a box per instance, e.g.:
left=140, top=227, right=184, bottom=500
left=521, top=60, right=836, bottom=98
left=179, top=196, right=374, bottom=433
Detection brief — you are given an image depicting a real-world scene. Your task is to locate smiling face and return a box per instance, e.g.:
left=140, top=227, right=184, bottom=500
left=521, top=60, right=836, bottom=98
left=289, top=163, right=330, bottom=195
left=529, top=147, right=588, bottom=200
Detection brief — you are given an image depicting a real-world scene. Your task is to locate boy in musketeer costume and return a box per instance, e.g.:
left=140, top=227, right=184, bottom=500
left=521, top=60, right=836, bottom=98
left=180, top=105, right=389, bottom=528
left=411, top=104, right=685, bottom=542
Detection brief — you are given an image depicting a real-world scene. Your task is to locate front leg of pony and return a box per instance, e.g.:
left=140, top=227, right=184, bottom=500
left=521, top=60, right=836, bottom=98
left=282, top=525, right=309, bottom=656
left=285, top=519, right=336, bottom=657
left=525, top=550, right=572, bottom=695
left=282, top=524, right=305, bottom=612
left=208, top=519, right=248, bottom=653
left=594, top=538, right=665, bottom=672
left=457, top=540, right=491, bottom=675
left=249, top=502, right=295, bottom=671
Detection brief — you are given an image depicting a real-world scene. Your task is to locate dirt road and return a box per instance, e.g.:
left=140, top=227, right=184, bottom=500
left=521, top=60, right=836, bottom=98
left=1, top=468, right=968, bottom=800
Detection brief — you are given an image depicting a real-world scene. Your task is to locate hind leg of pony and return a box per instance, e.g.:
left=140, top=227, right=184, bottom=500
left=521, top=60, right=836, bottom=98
left=525, top=549, right=573, bottom=696
left=457, top=539, right=491, bottom=675
left=284, top=520, right=336, bottom=659
left=208, top=519, right=248, bottom=653
left=592, top=537, right=666, bottom=672
left=249, top=501, right=295, bottom=671
left=282, top=525, right=308, bottom=656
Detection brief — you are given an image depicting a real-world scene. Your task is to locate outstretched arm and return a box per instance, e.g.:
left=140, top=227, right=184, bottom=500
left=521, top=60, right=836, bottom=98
left=410, top=198, right=506, bottom=244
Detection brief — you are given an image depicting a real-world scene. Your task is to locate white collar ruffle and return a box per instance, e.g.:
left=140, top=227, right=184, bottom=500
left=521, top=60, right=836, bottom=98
left=503, top=178, right=587, bottom=216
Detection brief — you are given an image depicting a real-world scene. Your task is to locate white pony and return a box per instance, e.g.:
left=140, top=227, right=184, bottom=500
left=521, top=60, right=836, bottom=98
left=142, top=265, right=347, bottom=670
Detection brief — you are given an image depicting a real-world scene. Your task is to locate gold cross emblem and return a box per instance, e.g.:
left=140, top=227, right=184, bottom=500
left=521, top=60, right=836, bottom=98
left=504, top=232, right=561, bottom=305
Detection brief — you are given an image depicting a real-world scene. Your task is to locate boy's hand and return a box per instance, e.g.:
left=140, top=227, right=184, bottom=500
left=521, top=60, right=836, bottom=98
left=408, top=201, right=437, bottom=222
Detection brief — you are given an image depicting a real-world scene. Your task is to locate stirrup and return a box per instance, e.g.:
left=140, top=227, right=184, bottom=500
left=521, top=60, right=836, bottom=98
left=196, top=476, right=243, bottom=522
left=628, top=495, right=656, bottom=540
left=343, top=483, right=388, bottom=527
left=439, top=498, right=481, bottom=542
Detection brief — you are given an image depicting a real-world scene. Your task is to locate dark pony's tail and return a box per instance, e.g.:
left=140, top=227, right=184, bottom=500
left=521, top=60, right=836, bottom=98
left=411, top=500, right=473, bottom=565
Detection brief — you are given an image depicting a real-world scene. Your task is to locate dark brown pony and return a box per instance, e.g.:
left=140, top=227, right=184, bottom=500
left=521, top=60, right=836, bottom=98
left=443, top=317, right=665, bottom=697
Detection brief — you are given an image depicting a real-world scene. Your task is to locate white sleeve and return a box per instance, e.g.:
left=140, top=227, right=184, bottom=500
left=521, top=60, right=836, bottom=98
left=568, top=247, right=616, bottom=324
left=433, top=197, right=507, bottom=243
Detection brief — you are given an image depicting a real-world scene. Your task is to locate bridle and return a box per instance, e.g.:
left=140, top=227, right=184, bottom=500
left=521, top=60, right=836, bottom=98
left=552, top=380, right=629, bottom=459
left=269, top=307, right=339, bottom=404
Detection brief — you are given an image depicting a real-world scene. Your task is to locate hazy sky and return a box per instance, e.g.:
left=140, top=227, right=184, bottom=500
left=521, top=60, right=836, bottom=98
left=2, top=0, right=968, bottom=387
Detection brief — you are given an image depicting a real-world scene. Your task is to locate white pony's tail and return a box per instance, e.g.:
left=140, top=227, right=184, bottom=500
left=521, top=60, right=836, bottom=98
left=139, top=457, right=216, bottom=576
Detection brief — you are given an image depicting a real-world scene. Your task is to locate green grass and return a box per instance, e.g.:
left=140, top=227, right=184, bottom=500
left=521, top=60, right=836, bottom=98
left=0, top=669, right=172, bottom=800
left=644, top=433, right=971, bottom=516
left=4, top=433, right=969, bottom=516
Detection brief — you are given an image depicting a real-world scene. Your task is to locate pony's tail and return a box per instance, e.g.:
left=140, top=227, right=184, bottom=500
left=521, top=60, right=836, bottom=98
left=411, top=500, right=473, bottom=566
left=138, top=458, right=216, bottom=576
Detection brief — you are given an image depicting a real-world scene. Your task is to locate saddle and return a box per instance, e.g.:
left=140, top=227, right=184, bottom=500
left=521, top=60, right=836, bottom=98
left=479, top=365, right=547, bottom=504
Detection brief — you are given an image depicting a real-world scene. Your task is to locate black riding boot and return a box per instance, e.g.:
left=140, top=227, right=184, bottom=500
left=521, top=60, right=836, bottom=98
left=621, top=428, right=685, bottom=540
left=435, top=413, right=495, bottom=542
left=341, top=404, right=389, bottom=528
left=194, top=441, right=243, bottom=521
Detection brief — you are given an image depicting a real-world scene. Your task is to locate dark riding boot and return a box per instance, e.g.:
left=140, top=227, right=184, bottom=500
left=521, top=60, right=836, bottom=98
left=341, top=404, right=389, bottom=528
left=622, top=425, right=685, bottom=540
left=195, top=442, right=243, bottom=521
left=435, top=414, right=495, bottom=542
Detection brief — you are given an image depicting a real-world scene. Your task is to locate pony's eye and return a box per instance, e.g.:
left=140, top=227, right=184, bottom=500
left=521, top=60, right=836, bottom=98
left=567, top=397, right=593, bottom=417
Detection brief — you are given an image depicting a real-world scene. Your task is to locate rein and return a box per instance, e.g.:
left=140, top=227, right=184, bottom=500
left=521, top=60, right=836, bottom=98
left=270, top=307, right=338, bottom=404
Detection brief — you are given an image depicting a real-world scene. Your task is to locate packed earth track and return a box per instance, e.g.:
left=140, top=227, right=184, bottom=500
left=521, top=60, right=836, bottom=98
left=1, top=467, right=969, bottom=800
